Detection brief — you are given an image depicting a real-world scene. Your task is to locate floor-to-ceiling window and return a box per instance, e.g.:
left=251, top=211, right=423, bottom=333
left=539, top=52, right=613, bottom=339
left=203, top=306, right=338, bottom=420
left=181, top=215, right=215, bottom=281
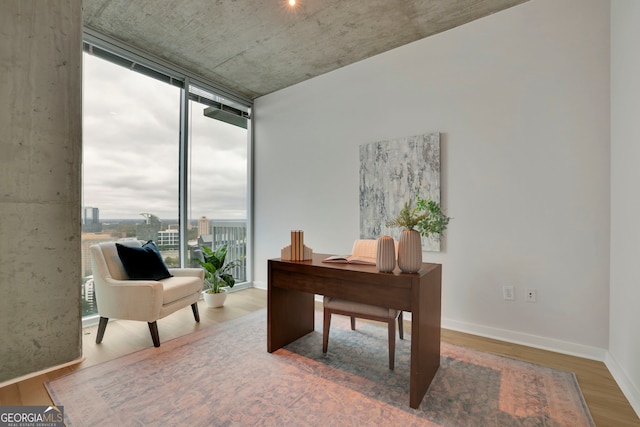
left=186, top=86, right=248, bottom=282
left=80, top=38, right=251, bottom=321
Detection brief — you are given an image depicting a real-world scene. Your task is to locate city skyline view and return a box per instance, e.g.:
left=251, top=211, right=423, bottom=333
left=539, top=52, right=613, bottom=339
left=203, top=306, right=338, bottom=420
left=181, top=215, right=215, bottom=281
left=82, top=52, right=248, bottom=221
left=79, top=49, right=250, bottom=320
left=82, top=208, right=244, bottom=224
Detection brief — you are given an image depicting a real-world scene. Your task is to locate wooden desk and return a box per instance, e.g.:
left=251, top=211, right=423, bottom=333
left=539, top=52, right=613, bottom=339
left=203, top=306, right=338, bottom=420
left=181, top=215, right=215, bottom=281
left=267, top=253, right=442, bottom=409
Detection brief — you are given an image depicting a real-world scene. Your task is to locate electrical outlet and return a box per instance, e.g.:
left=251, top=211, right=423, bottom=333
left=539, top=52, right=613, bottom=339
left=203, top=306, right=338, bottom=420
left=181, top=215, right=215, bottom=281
left=526, top=288, right=537, bottom=302
left=503, top=286, right=515, bottom=301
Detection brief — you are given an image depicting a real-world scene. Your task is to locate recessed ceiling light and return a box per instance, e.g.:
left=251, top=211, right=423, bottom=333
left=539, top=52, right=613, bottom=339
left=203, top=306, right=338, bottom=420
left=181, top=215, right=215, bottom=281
left=288, top=0, right=296, bottom=6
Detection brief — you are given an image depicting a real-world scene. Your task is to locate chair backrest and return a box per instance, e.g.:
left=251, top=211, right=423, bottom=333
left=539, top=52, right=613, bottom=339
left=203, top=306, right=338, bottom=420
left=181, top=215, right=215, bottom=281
left=351, top=239, right=378, bottom=259
left=350, top=239, right=398, bottom=259
left=90, top=240, right=142, bottom=281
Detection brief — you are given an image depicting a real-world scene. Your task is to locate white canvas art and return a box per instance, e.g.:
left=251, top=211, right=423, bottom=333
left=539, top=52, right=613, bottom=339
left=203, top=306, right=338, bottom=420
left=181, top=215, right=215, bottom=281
left=359, top=132, right=441, bottom=251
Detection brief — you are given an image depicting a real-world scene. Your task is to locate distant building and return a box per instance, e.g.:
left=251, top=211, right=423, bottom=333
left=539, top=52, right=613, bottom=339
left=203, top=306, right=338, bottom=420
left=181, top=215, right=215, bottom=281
left=82, top=207, right=101, bottom=232
left=197, top=216, right=210, bottom=237
left=136, top=213, right=161, bottom=241
left=157, top=228, right=179, bottom=247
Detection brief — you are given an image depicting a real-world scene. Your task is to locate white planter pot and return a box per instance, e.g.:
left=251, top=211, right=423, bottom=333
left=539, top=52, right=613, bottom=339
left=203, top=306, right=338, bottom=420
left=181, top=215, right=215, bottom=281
left=203, top=289, right=228, bottom=308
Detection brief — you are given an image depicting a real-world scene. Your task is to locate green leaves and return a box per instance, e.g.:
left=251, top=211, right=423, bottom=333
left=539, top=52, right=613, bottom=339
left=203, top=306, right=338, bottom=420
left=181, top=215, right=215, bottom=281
left=387, top=196, right=451, bottom=237
left=386, top=199, right=426, bottom=230
left=195, top=244, right=240, bottom=293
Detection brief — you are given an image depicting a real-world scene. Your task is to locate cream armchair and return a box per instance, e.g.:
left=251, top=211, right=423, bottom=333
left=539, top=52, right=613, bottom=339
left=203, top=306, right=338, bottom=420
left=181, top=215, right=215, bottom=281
left=89, top=240, right=204, bottom=347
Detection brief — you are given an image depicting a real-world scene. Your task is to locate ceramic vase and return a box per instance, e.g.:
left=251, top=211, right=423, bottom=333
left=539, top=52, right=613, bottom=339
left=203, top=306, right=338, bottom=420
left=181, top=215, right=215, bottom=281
left=397, top=229, right=422, bottom=273
left=376, top=235, right=396, bottom=272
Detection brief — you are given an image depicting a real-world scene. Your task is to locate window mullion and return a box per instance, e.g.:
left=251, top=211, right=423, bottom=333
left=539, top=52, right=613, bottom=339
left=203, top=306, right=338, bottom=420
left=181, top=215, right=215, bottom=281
left=179, top=78, right=190, bottom=267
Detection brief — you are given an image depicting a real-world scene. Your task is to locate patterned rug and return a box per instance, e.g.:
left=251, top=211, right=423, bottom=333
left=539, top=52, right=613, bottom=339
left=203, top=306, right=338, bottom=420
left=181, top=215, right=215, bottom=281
left=46, top=309, right=595, bottom=426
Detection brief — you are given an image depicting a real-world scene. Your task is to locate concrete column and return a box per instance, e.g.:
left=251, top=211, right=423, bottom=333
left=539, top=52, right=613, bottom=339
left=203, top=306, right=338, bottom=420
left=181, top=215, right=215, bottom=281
left=0, top=0, right=82, bottom=382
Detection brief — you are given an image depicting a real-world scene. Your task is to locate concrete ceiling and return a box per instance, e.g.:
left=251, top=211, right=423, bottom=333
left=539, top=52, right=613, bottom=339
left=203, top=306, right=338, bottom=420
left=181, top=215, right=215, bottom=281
left=83, top=0, right=529, bottom=101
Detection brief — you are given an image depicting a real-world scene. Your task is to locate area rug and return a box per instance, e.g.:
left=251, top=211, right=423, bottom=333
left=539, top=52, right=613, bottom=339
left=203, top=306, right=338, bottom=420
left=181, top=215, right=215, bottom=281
left=46, top=309, right=595, bottom=426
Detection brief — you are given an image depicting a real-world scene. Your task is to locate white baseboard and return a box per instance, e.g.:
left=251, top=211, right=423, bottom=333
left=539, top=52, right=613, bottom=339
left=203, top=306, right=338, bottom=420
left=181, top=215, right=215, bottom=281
left=252, top=280, right=267, bottom=290
left=441, top=317, right=607, bottom=361
left=605, top=352, right=640, bottom=419
left=229, top=282, right=253, bottom=292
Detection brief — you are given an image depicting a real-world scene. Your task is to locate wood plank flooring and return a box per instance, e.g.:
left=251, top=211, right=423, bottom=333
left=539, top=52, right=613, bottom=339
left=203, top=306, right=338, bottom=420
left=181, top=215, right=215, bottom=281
left=1, top=288, right=638, bottom=426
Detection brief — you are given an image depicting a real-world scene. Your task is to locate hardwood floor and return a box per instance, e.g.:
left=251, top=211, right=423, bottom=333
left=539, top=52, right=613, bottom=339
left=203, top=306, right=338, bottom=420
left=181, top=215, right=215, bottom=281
left=1, top=288, right=638, bottom=426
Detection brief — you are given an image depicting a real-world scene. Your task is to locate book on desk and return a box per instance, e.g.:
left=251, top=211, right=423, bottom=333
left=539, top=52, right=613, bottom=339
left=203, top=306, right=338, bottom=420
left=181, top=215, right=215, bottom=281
left=322, top=239, right=378, bottom=265
left=322, top=254, right=376, bottom=264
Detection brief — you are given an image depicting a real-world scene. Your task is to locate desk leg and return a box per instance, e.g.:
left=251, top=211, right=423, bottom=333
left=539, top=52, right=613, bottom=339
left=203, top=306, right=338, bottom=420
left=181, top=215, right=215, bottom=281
left=267, top=286, right=315, bottom=353
left=409, top=267, right=442, bottom=409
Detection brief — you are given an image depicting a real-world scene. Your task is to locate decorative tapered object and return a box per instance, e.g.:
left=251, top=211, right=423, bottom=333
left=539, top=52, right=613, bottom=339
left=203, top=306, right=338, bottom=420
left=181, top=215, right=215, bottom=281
left=397, top=229, right=422, bottom=273
left=376, top=235, right=396, bottom=273
left=281, top=230, right=313, bottom=261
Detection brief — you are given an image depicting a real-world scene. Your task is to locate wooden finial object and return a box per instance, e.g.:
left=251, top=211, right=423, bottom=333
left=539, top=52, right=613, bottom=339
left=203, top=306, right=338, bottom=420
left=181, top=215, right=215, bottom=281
left=281, top=230, right=313, bottom=260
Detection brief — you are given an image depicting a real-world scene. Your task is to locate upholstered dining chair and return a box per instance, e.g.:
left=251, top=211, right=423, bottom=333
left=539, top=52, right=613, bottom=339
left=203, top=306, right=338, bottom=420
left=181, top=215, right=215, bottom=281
left=89, top=240, right=204, bottom=347
left=322, top=239, right=404, bottom=370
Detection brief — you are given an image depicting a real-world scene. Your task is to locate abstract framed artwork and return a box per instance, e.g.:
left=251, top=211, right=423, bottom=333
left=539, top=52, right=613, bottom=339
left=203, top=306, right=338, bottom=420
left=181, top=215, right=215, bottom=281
left=359, top=132, right=441, bottom=251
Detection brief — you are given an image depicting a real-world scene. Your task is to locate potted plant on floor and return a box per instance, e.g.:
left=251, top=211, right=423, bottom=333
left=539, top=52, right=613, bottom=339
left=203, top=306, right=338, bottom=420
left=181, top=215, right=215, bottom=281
left=196, top=244, right=240, bottom=308
left=387, top=196, right=450, bottom=273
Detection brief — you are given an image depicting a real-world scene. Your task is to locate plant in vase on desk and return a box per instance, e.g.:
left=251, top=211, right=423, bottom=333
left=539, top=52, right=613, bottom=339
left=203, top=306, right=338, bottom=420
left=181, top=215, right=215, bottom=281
left=387, top=196, right=450, bottom=273
left=196, top=244, right=239, bottom=308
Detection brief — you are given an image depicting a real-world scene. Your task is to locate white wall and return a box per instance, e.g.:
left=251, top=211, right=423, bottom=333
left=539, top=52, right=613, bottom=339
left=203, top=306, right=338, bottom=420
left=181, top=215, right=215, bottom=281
left=254, top=0, right=610, bottom=359
left=609, top=0, right=640, bottom=415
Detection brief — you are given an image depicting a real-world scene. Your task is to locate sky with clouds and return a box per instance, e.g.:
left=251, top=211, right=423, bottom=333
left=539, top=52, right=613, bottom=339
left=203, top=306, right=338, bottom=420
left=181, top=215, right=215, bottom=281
left=82, top=53, right=248, bottom=222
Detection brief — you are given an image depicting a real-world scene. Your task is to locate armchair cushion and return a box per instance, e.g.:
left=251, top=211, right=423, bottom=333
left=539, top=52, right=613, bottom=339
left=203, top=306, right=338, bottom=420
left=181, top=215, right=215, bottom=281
left=116, top=240, right=173, bottom=280
left=161, top=275, right=204, bottom=304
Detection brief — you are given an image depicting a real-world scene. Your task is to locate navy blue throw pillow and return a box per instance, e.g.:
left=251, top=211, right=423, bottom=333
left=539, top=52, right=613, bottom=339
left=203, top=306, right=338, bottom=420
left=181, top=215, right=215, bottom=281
left=116, top=241, right=173, bottom=280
